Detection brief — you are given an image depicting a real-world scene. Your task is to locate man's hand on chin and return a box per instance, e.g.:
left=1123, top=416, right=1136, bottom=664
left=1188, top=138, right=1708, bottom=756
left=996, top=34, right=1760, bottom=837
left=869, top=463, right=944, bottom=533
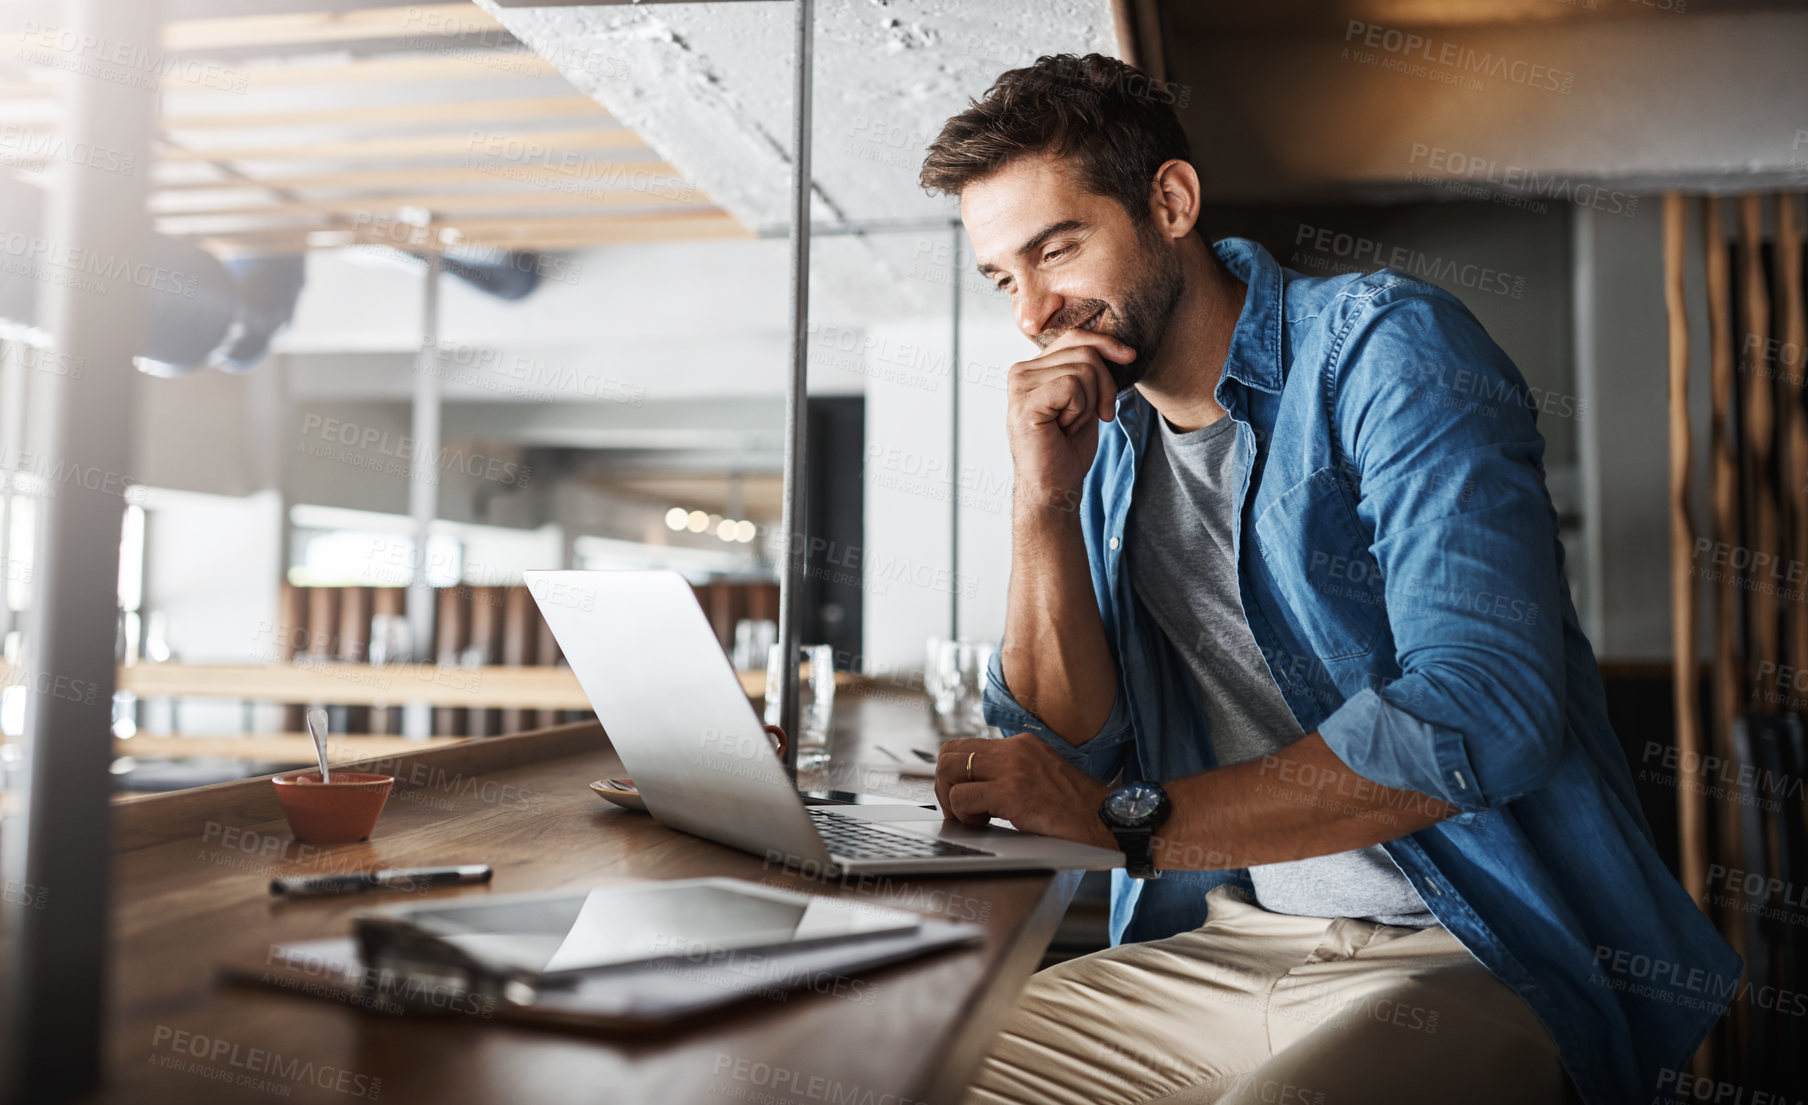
left=933, top=732, right=1118, bottom=851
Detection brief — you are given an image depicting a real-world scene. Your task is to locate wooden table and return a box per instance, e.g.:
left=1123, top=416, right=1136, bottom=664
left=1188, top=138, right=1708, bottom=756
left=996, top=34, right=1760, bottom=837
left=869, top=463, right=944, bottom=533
left=87, top=696, right=1078, bottom=1105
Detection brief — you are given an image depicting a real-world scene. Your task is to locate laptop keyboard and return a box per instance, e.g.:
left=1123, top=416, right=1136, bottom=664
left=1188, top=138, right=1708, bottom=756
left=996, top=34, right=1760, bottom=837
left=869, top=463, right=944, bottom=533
left=808, top=808, right=993, bottom=859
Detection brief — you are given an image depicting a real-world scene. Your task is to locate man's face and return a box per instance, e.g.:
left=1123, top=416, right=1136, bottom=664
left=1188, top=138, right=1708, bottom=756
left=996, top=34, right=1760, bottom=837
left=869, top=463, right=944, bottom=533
left=963, top=155, right=1184, bottom=391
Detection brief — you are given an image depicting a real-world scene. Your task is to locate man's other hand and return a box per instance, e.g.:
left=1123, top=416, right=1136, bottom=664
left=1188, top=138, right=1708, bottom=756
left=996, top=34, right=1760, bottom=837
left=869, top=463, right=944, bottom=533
left=1006, top=328, right=1135, bottom=513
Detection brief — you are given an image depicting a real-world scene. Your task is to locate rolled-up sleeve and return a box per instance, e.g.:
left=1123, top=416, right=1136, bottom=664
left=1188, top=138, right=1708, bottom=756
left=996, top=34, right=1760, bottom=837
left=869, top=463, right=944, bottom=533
left=982, top=647, right=1132, bottom=782
left=1314, top=287, right=1568, bottom=817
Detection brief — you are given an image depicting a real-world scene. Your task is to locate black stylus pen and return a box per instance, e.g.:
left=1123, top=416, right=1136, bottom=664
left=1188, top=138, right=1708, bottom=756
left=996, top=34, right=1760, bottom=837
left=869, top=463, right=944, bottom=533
left=270, top=864, right=493, bottom=898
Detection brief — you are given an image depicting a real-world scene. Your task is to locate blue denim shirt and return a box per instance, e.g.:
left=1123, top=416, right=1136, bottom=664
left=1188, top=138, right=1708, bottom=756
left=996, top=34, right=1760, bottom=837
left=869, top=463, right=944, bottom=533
left=982, top=237, right=1740, bottom=1105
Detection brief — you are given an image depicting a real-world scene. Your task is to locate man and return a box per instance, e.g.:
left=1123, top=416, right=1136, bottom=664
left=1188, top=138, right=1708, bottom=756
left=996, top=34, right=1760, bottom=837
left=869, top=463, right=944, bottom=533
left=918, top=53, right=1738, bottom=1105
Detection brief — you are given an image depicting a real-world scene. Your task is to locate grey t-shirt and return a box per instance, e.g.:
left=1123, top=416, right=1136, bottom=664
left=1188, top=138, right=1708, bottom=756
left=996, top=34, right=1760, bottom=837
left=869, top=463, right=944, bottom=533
left=1126, top=410, right=1436, bottom=928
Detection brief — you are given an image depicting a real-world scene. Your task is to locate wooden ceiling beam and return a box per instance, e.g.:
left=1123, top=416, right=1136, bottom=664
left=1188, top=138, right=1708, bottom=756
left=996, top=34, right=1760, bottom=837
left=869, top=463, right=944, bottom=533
left=421, top=210, right=739, bottom=234
left=188, top=212, right=748, bottom=252
left=1, top=51, right=557, bottom=95
left=6, top=95, right=608, bottom=135
left=450, top=215, right=752, bottom=249
left=11, top=30, right=560, bottom=92
left=164, top=51, right=558, bottom=92
left=158, top=127, right=642, bottom=163
left=161, top=95, right=606, bottom=132
left=152, top=188, right=712, bottom=219
left=162, top=3, right=504, bottom=52
left=452, top=226, right=752, bottom=250
left=152, top=161, right=681, bottom=192
left=179, top=208, right=735, bottom=234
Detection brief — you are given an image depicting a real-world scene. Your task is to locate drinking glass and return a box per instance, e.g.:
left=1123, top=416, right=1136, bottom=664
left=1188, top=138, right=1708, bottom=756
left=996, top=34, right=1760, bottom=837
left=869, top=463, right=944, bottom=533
left=732, top=618, right=778, bottom=671
left=926, top=637, right=995, bottom=739
left=764, top=643, right=835, bottom=768
left=367, top=614, right=413, bottom=666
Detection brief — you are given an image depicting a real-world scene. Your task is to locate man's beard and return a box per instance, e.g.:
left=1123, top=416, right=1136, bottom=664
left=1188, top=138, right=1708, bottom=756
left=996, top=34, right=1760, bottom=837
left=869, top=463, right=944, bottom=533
left=1035, top=230, right=1185, bottom=392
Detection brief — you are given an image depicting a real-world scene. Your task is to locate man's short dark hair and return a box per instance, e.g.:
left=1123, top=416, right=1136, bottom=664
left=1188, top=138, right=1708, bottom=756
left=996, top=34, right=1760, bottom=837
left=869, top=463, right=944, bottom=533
left=918, top=53, right=1191, bottom=225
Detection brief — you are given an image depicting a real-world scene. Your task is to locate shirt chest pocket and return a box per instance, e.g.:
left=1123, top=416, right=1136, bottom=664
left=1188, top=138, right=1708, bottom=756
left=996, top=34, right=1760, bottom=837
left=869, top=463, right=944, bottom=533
left=1252, top=466, right=1387, bottom=662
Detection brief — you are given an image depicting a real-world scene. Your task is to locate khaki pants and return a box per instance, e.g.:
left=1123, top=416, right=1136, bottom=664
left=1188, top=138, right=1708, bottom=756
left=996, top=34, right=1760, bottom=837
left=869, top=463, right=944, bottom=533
left=965, top=886, right=1567, bottom=1105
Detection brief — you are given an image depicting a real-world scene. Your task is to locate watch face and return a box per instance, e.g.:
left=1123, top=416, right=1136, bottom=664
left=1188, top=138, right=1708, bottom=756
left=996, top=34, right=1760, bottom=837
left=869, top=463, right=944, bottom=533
left=1106, top=783, right=1166, bottom=827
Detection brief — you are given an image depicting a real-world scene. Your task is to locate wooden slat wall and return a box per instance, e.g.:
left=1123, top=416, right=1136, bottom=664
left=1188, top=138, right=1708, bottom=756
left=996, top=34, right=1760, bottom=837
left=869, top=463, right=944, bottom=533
left=336, top=585, right=371, bottom=735
left=1663, top=194, right=1707, bottom=912
left=466, top=585, right=501, bottom=737
left=368, top=586, right=404, bottom=734
left=534, top=603, right=562, bottom=732
left=1703, top=200, right=1747, bottom=926
left=276, top=582, right=308, bottom=734
left=499, top=586, right=535, bottom=735
left=1740, top=196, right=1779, bottom=679
left=1667, top=191, right=1808, bottom=1081
left=1780, top=194, right=1808, bottom=676
left=431, top=585, right=466, bottom=737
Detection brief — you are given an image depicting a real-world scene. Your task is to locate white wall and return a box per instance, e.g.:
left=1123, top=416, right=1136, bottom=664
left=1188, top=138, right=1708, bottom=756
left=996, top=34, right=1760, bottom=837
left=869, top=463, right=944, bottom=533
left=135, top=486, right=285, bottom=735
left=139, top=487, right=283, bottom=664
left=861, top=272, right=1021, bottom=675
left=278, top=238, right=864, bottom=401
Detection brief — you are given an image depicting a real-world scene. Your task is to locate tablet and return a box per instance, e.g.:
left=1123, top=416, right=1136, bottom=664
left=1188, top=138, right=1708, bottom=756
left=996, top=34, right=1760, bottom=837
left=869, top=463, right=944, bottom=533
left=354, top=877, right=922, bottom=983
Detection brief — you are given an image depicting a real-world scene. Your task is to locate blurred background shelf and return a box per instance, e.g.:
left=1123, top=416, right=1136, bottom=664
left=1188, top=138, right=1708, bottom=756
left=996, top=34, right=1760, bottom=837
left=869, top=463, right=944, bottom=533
left=110, top=733, right=464, bottom=762
left=117, top=660, right=594, bottom=708
left=109, top=659, right=863, bottom=707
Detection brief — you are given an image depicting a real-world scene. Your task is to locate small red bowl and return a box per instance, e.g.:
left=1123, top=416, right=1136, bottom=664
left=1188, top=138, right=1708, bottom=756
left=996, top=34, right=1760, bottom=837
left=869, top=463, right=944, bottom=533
left=271, top=771, right=394, bottom=844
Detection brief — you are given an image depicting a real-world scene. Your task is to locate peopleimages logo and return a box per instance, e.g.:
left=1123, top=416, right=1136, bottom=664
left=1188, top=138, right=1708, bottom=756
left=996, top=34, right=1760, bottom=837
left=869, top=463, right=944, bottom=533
left=14, top=20, right=248, bottom=94
left=149, top=1026, right=382, bottom=1099
left=0, top=123, right=136, bottom=175
left=1292, top=224, right=1526, bottom=299
left=1343, top=20, right=1575, bottom=94
left=0, top=230, right=199, bottom=297
left=1655, top=1069, right=1800, bottom=1105
left=298, top=414, right=532, bottom=488
left=1592, top=945, right=1808, bottom=1018
left=1406, top=144, right=1639, bottom=218
left=711, top=1054, right=927, bottom=1105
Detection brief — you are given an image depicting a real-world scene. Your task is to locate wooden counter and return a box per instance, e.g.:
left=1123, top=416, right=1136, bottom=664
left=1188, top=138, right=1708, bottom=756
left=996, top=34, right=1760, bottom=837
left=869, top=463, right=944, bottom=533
left=86, top=701, right=1076, bottom=1105
left=106, top=660, right=867, bottom=710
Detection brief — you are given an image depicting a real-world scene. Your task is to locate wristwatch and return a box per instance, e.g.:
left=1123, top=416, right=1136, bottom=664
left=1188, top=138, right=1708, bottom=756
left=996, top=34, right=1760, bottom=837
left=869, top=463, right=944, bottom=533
left=1098, top=781, right=1172, bottom=879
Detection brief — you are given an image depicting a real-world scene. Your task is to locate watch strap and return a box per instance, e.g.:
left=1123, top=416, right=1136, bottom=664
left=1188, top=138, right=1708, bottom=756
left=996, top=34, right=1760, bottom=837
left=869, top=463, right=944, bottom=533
left=1112, top=827, right=1161, bottom=879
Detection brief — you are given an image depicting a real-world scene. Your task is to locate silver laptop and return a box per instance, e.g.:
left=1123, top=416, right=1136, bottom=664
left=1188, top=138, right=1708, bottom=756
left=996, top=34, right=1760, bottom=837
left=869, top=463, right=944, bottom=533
left=525, top=568, right=1123, bottom=876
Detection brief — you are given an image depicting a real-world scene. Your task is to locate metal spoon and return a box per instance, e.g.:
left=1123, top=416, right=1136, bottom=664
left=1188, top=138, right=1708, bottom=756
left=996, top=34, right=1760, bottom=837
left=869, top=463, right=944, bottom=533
left=306, top=707, right=331, bottom=784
